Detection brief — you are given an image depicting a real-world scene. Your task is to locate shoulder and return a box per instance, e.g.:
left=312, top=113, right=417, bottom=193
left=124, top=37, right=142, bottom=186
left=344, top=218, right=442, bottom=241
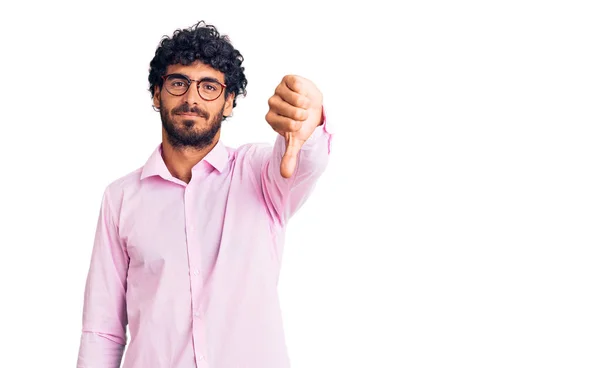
left=225, top=141, right=274, bottom=164
left=101, top=166, right=144, bottom=209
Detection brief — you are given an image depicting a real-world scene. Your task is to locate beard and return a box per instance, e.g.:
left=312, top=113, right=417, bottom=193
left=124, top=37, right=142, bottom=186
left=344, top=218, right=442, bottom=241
left=160, top=102, right=225, bottom=150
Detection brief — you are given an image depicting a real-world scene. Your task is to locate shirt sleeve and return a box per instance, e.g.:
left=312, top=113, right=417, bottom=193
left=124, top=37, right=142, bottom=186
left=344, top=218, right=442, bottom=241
left=255, top=105, right=334, bottom=226
left=77, top=332, right=126, bottom=368
left=76, top=188, right=129, bottom=367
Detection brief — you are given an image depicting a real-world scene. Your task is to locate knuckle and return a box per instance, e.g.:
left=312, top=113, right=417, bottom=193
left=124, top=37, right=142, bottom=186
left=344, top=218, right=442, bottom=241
left=294, top=109, right=307, bottom=121
left=293, top=80, right=302, bottom=92
left=295, top=97, right=308, bottom=109
left=265, top=111, right=275, bottom=122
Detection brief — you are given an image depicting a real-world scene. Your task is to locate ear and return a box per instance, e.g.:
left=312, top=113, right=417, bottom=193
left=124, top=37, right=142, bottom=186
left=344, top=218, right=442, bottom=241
left=223, top=92, right=234, bottom=117
left=152, top=85, right=161, bottom=109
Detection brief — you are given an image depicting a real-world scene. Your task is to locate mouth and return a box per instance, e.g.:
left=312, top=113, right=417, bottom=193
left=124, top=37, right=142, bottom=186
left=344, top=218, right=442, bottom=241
left=176, top=113, right=201, bottom=118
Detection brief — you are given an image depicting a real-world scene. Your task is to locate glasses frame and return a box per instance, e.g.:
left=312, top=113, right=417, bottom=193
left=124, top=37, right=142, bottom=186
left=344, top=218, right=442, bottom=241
left=161, top=73, right=227, bottom=101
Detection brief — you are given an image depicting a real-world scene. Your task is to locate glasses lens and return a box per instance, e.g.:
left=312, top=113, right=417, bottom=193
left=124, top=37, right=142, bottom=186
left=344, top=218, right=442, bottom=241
left=198, top=81, right=223, bottom=100
left=165, top=76, right=189, bottom=95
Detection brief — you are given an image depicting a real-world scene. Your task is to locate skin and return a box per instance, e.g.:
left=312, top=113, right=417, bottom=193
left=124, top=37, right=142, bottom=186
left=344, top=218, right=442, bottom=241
left=265, top=74, right=324, bottom=178
left=153, top=60, right=323, bottom=183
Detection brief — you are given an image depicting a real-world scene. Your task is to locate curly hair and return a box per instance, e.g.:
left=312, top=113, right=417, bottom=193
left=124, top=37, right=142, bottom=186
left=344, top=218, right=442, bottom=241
left=148, top=21, right=247, bottom=110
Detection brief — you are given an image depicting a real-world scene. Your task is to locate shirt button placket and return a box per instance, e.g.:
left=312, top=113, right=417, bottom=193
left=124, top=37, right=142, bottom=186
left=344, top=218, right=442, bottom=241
left=185, top=183, right=210, bottom=367
left=193, top=311, right=209, bottom=368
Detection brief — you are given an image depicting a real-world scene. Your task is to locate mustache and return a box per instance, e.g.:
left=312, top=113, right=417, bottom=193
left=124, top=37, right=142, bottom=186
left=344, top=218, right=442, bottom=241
left=172, top=104, right=209, bottom=118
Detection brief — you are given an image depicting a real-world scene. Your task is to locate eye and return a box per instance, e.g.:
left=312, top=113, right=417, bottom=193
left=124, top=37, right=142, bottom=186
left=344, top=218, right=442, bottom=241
left=202, top=83, right=218, bottom=91
left=166, top=77, right=189, bottom=88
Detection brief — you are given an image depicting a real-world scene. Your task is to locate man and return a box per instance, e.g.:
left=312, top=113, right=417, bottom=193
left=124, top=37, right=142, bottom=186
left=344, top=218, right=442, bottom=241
left=76, top=21, right=333, bottom=367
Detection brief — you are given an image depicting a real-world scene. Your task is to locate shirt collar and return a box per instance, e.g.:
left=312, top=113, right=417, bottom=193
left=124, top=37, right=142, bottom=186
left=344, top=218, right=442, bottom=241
left=141, top=140, right=229, bottom=180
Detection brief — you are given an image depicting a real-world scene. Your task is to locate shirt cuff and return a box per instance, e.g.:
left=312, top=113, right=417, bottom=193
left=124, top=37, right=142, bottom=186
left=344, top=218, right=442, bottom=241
left=302, top=105, right=334, bottom=150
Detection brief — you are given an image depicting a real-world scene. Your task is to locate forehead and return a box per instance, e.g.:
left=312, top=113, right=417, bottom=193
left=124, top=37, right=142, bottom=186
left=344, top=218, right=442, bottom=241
left=165, top=61, right=224, bottom=81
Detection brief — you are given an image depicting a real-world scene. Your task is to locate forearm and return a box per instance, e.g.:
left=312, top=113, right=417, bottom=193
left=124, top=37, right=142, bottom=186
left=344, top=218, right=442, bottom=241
left=270, top=121, right=331, bottom=183
left=262, top=118, right=333, bottom=223
left=77, top=331, right=125, bottom=368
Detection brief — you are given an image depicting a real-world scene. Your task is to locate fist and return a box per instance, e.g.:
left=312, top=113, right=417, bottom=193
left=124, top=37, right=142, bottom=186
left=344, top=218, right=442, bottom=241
left=265, top=75, right=323, bottom=178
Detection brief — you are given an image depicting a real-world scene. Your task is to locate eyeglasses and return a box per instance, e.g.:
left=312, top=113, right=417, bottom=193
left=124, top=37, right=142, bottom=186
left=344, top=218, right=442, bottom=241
left=161, top=73, right=227, bottom=101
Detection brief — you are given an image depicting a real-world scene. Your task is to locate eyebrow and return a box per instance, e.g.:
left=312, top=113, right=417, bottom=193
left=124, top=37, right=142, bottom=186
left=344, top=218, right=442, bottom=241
left=167, top=73, right=223, bottom=84
left=199, top=76, right=223, bottom=84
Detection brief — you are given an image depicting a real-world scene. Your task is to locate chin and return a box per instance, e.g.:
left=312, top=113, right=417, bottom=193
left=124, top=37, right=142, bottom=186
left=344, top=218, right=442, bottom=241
left=181, top=119, right=197, bottom=128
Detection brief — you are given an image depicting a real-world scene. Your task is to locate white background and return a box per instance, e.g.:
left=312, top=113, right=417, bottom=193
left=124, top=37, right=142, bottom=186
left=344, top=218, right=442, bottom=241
left=1, top=0, right=599, bottom=367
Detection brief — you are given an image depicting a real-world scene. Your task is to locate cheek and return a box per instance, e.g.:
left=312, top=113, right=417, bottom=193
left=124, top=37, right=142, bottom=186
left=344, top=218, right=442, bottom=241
left=160, top=96, right=179, bottom=113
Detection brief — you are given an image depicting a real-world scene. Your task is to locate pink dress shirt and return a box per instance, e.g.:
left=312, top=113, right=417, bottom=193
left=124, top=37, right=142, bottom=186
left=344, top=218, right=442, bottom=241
left=76, top=115, right=333, bottom=368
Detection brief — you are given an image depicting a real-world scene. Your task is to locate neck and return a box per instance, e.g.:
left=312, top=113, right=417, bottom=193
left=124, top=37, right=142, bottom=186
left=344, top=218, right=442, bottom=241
left=160, top=131, right=220, bottom=183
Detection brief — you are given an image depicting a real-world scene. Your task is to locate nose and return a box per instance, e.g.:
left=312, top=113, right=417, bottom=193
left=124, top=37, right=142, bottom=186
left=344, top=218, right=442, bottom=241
left=183, top=82, right=203, bottom=105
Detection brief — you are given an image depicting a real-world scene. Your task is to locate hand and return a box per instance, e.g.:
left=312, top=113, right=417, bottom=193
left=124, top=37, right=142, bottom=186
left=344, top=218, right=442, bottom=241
left=265, top=75, right=324, bottom=178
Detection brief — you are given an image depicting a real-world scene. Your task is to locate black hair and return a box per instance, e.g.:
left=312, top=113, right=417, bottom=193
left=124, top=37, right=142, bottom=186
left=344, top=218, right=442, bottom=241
left=148, top=21, right=247, bottom=111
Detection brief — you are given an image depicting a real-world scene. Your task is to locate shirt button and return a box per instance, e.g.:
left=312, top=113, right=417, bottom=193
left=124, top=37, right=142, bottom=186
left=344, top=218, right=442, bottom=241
left=193, top=269, right=200, bottom=276
left=198, top=355, right=205, bottom=361
left=194, top=311, right=200, bottom=317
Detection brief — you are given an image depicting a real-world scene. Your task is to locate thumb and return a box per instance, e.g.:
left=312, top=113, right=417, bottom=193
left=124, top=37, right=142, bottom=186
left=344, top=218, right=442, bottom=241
left=280, top=132, right=302, bottom=178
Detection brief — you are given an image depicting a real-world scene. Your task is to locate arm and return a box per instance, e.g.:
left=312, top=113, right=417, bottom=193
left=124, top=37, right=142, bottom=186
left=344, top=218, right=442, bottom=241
left=260, top=106, right=333, bottom=224
left=77, top=332, right=126, bottom=367
left=76, top=188, right=129, bottom=367
left=258, top=75, right=334, bottom=225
